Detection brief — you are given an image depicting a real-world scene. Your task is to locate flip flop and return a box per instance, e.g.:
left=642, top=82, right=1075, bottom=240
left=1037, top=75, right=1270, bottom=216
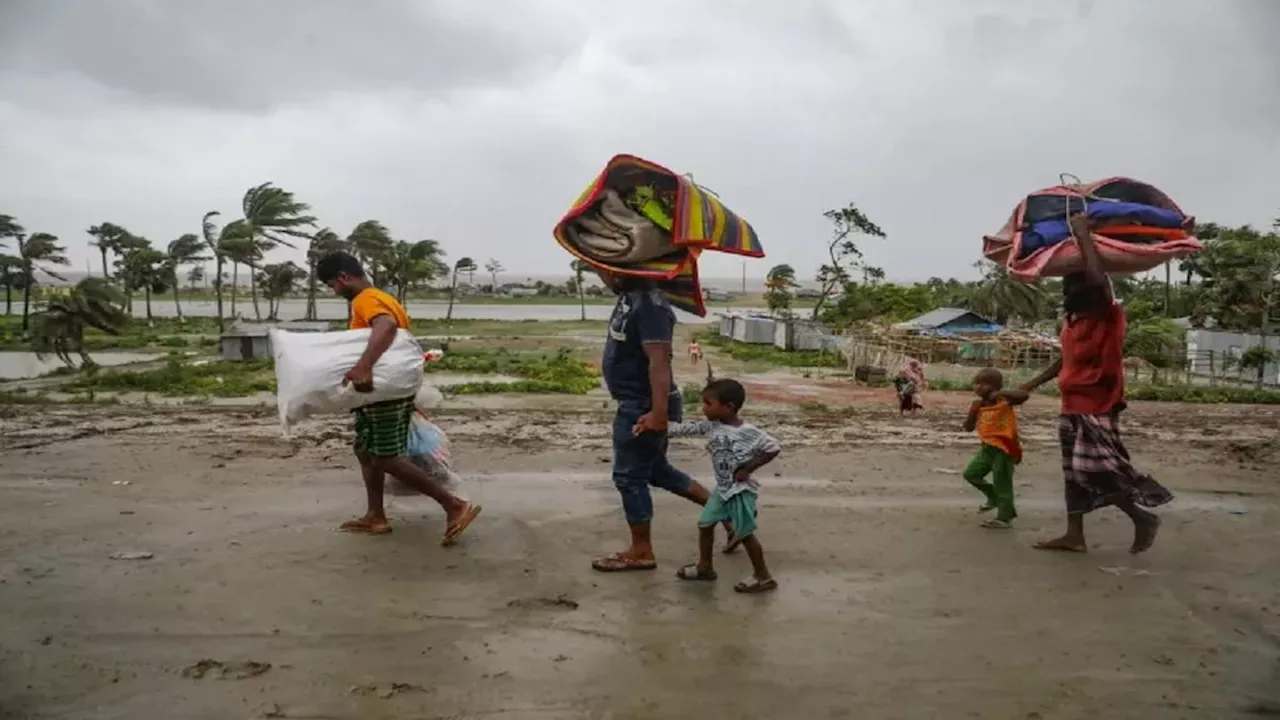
left=441, top=503, right=482, bottom=547
left=733, top=577, right=778, bottom=594
left=981, top=518, right=1012, bottom=530
left=592, top=553, right=658, bottom=572
left=722, top=532, right=744, bottom=555
left=676, top=564, right=718, bottom=581
left=339, top=518, right=392, bottom=535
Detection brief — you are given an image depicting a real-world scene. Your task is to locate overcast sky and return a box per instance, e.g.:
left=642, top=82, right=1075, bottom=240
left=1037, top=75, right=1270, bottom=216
left=1, top=0, right=1277, bottom=284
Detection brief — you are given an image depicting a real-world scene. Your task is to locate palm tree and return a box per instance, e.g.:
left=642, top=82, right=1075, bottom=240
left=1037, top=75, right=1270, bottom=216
left=117, top=238, right=166, bottom=324
left=0, top=255, right=22, bottom=315
left=165, top=233, right=209, bottom=324
left=29, top=278, right=127, bottom=368
left=201, top=211, right=229, bottom=331
left=187, top=266, right=205, bottom=290
left=86, top=223, right=130, bottom=280
left=17, top=232, right=70, bottom=331
left=446, top=257, right=477, bottom=321
left=258, top=262, right=308, bottom=320
left=485, top=259, right=504, bottom=294
left=240, top=182, right=316, bottom=319
left=305, top=228, right=347, bottom=320
left=0, top=214, right=26, bottom=317
left=967, top=262, right=1046, bottom=326
left=764, top=263, right=797, bottom=317
left=347, top=220, right=394, bottom=286
left=571, top=259, right=590, bottom=320
left=383, top=239, right=446, bottom=305
left=219, top=227, right=256, bottom=321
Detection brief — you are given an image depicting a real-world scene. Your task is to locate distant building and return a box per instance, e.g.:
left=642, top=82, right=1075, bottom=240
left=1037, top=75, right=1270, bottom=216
left=219, top=320, right=330, bottom=361
left=891, top=308, right=1001, bottom=335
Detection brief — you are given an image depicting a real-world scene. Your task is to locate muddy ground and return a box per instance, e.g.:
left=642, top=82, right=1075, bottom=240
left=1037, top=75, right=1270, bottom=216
left=2, top=392, right=1279, bottom=720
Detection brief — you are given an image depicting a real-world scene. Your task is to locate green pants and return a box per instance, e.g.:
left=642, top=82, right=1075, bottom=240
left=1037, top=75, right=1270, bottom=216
left=963, top=444, right=1016, bottom=521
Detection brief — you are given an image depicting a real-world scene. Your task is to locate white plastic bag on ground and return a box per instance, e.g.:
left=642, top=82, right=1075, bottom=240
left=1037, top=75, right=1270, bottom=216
left=271, top=327, right=424, bottom=431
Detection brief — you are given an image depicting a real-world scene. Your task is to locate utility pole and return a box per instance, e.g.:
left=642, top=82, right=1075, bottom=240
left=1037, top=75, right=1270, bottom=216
left=741, top=260, right=746, bottom=295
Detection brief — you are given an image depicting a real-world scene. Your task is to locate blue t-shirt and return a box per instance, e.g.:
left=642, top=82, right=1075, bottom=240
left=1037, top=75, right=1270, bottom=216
left=602, top=289, right=676, bottom=402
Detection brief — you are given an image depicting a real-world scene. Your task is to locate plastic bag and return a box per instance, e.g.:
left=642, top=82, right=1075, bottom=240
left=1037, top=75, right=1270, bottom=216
left=271, top=327, right=424, bottom=431
left=390, top=410, right=464, bottom=497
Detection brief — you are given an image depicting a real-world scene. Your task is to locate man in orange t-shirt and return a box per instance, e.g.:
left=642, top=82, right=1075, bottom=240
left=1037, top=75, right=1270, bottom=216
left=315, top=251, right=480, bottom=545
left=1020, top=216, right=1171, bottom=555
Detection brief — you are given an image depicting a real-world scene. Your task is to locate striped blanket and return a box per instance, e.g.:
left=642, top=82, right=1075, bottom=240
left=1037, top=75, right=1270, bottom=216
left=553, top=154, right=764, bottom=316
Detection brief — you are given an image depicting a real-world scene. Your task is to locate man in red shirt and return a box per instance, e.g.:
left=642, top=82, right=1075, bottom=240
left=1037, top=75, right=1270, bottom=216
left=1021, top=215, right=1172, bottom=554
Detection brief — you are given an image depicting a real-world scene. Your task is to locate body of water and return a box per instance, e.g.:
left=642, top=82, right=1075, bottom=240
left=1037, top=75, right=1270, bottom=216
left=0, top=352, right=162, bottom=381
left=129, top=299, right=734, bottom=324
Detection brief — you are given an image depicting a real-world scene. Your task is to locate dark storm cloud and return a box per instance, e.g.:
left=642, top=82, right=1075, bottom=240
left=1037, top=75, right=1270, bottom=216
left=1, top=0, right=1277, bottom=283
left=0, top=0, right=576, bottom=110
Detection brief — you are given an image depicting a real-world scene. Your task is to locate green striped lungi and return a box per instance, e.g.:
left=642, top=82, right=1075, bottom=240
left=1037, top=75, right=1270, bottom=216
left=353, top=397, right=415, bottom=457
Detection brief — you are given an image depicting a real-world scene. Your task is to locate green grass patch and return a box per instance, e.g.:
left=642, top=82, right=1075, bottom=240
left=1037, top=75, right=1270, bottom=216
left=66, top=357, right=276, bottom=398
left=701, top=333, right=843, bottom=368
left=430, top=348, right=599, bottom=395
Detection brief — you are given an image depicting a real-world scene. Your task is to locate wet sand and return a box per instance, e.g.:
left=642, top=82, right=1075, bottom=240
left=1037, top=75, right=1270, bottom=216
left=2, top=401, right=1279, bottom=719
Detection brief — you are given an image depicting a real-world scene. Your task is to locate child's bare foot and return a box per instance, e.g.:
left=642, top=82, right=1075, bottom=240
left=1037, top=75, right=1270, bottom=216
left=1130, top=513, right=1161, bottom=554
left=1034, top=535, right=1087, bottom=553
left=339, top=515, right=391, bottom=535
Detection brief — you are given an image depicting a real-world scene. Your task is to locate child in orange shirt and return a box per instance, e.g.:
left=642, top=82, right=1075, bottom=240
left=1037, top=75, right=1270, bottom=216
left=962, top=368, right=1029, bottom=529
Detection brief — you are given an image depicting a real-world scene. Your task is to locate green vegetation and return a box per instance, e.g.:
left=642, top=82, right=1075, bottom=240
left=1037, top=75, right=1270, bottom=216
left=65, top=357, right=275, bottom=397
left=701, top=332, right=842, bottom=368
left=428, top=347, right=599, bottom=395
left=0, top=315, right=220, bottom=353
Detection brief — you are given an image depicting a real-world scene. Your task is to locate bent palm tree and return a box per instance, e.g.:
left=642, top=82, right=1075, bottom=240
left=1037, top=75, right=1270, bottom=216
left=348, top=220, right=394, bottom=286
left=305, top=228, right=347, bottom=320
left=166, top=233, right=209, bottom=324
left=202, top=211, right=229, bottom=331
left=30, top=278, right=127, bottom=368
left=86, top=223, right=130, bottom=280
left=18, top=232, right=70, bottom=331
left=446, top=257, right=477, bottom=321
left=240, top=183, right=316, bottom=320
left=0, top=254, right=21, bottom=315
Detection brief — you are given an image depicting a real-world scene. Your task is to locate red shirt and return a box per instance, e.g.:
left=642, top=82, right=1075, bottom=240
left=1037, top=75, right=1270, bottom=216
left=1058, top=302, right=1126, bottom=415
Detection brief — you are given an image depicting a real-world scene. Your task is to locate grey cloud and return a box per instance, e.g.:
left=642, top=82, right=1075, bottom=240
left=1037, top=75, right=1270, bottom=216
left=1, top=0, right=1277, bottom=284
left=0, top=0, right=579, bottom=111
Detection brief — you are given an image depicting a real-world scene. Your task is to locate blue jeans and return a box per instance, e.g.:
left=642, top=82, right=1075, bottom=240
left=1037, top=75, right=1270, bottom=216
left=612, top=395, right=694, bottom=525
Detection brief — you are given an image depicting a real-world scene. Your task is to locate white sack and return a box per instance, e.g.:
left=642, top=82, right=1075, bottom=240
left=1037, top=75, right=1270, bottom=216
left=271, top=328, right=424, bottom=431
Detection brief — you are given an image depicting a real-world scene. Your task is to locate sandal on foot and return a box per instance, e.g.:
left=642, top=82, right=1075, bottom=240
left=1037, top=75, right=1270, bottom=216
left=441, top=503, right=481, bottom=547
left=722, top=532, right=744, bottom=555
left=978, top=503, right=996, bottom=514
left=734, top=577, right=778, bottom=594
left=339, top=518, right=392, bottom=535
left=981, top=518, right=1012, bottom=530
left=676, top=564, right=718, bottom=581
left=592, top=553, right=657, bottom=572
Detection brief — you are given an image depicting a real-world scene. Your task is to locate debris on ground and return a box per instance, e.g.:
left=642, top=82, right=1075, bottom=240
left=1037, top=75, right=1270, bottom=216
left=507, top=594, right=579, bottom=611
left=108, top=551, right=154, bottom=561
left=348, top=682, right=428, bottom=699
left=181, top=658, right=272, bottom=680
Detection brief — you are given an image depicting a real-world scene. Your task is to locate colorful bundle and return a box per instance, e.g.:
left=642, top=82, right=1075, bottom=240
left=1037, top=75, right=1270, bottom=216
left=983, top=177, right=1202, bottom=281
left=553, top=154, right=764, bottom=316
